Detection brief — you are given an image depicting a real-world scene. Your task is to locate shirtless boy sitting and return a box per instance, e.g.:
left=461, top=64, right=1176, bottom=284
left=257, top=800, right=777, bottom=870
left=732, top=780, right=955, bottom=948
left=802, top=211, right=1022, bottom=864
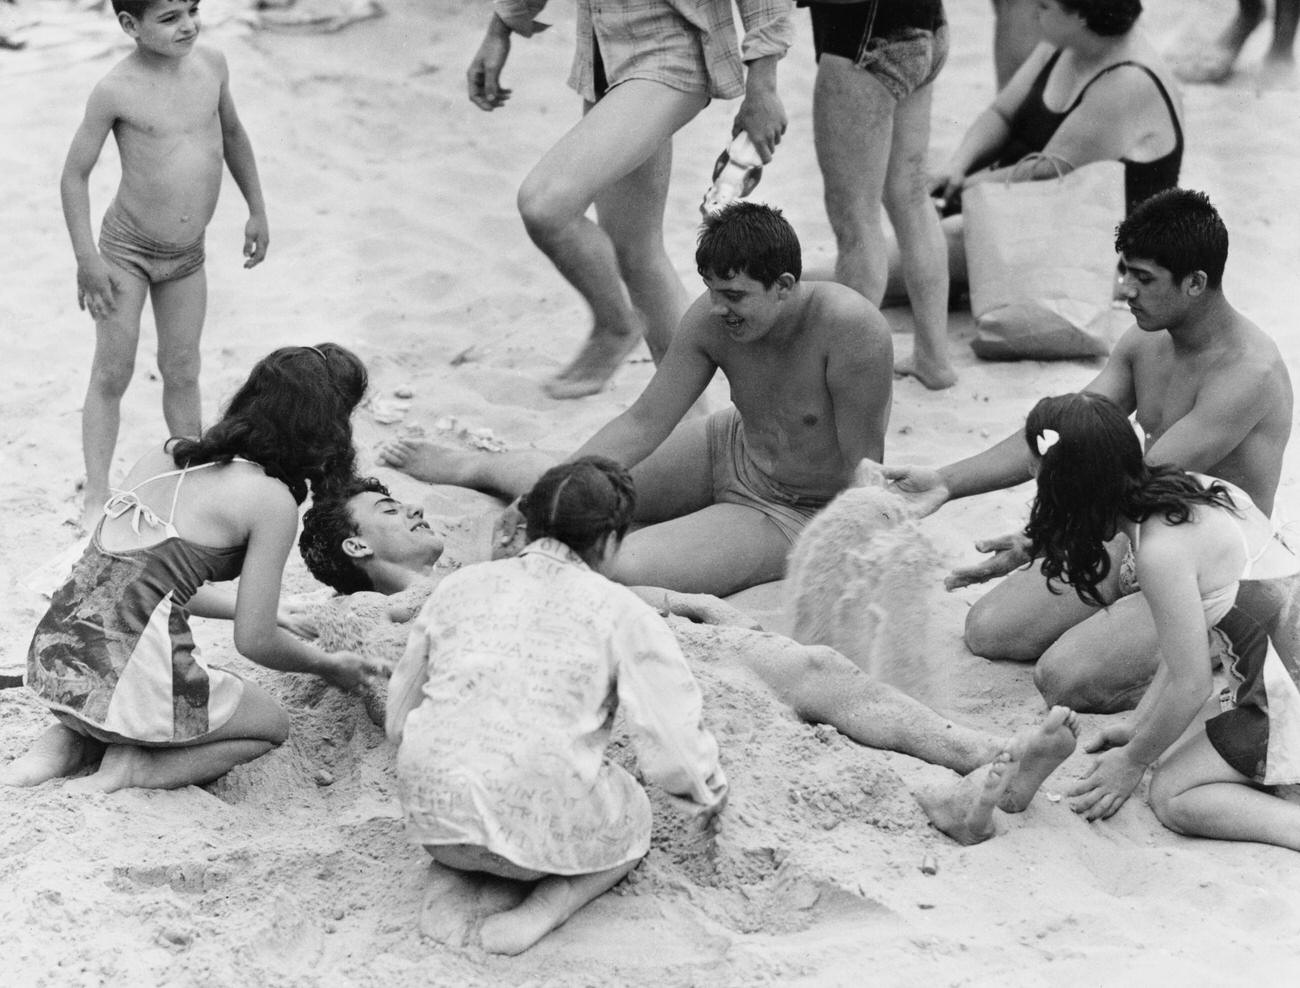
left=886, top=189, right=1294, bottom=713
left=297, top=479, right=1082, bottom=848
left=63, top=0, right=269, bottom=528
left=379, top=202, right=893, bottom=597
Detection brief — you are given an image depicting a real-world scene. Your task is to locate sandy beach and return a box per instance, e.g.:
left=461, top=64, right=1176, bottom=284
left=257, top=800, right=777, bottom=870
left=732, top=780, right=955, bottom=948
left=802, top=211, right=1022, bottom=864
left=2, top=0, right=1299, bottom=984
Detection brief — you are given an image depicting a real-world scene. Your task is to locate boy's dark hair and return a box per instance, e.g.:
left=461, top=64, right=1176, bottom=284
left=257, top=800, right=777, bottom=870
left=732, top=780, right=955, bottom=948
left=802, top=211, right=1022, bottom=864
left=1056, top=0, right=1143, bottom=36
left=113, top=1, right=160, bottom=20
left=695, top=201, right=801, bottom=288
left=299, top=476, right=391, bottom=594
left=519, top=457, right=636, bottom=561
left=1023, top=392, right=1234, bottom=606
left=1115, top=188, right=1229, bottom=289
left=169, top=343, right=368, bottom=506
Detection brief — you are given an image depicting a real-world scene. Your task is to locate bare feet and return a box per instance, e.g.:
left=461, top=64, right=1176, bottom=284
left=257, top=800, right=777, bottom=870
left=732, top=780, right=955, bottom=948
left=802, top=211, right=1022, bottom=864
left=479, top=861, right=635, bottom=955
left=1174, top=7, right=1265, bottom=83
left=62, top=744, right=144, bottom=794
left=376, top=437, right=477, bottom=485
left=916, top=742, right=1022, bottom=846
left=998, top=706, right=1080, bottom=813
left=0, top=725, right=98, bottom=787
left=1257, top=52, right=1298, bottom=90
left=894, top=355, right=958, bottom=391
left=418, top=862, right=527, bottom=948
left=543, top=329, right=642, bottom=400
left=78, top=488, right=107, bottom=534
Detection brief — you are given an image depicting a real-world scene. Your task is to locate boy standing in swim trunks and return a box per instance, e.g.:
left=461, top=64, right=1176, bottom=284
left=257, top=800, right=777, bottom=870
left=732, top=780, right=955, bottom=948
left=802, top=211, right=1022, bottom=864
left=61, top=0, right=268, bottom=529
left=379, top=203, right=893, bottom=596
left=801, top=1, right=954, bottom=389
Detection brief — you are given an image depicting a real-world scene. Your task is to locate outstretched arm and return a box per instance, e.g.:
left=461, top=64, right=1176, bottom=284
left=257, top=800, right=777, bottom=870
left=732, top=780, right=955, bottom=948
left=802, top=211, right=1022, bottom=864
left=573, top=304, right=717, bottom=467
left=233, top=487, right=387, bottom=691
left=214, top=51, right=268, bottom=268
left=614, top=610, right=728, bottom=815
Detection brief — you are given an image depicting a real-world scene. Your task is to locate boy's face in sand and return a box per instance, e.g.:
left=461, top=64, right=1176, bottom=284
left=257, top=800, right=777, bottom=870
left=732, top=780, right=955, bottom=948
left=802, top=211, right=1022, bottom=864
left=121, top=0, right=201, bottom=58
left=702, top=270, right=796, bottom=343
left=1118, top=254, right=1202, bottom=333
left=343, top=492, right=444, bottom=570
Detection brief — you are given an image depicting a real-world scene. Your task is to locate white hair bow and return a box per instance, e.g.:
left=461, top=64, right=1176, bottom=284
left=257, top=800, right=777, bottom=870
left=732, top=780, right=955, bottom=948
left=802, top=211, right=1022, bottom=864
left=1036, top=429, right=1060, bottom=456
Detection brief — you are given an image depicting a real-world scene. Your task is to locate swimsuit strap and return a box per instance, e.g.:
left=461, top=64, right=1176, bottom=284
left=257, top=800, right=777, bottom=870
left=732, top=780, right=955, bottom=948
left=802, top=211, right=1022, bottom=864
left=1066, top=60, right=1184, bottom=150
left=102, top=458, right=245, bottom=535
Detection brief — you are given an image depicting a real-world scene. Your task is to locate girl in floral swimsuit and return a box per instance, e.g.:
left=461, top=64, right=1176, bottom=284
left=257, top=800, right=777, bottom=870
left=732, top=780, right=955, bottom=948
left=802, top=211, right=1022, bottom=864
left=1022, top=393, right=1300, bottom=853
left=2, top=344, right=387, bottom=793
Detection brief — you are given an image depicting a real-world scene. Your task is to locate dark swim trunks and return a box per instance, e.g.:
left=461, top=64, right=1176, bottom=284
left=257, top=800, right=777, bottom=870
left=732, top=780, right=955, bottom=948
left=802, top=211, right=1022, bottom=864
left=98, top=199, right=205, bottom=285
left=803, top=0, right=948, bottom=100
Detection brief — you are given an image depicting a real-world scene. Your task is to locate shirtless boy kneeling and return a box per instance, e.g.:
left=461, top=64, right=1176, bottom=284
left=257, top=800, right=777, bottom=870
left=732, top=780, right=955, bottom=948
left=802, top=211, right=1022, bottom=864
left=62, top=0, right=269, bottom=528
left=380, top=202, right=893, bottom=597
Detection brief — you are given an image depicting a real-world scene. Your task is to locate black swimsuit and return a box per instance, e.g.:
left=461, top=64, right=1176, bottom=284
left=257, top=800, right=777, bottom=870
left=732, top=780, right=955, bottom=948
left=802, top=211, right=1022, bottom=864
left=996, top=49, right=1184, bottom=213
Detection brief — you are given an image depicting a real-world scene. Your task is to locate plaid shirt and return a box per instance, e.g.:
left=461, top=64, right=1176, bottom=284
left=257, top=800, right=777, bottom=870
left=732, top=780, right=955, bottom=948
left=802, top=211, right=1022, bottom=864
left=495, top=0, right=794, bottom=100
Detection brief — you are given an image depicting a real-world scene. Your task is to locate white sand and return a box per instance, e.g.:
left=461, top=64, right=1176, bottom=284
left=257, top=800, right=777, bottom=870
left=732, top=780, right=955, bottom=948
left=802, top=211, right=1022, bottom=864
left=3, top=0, right=1299, bottom=983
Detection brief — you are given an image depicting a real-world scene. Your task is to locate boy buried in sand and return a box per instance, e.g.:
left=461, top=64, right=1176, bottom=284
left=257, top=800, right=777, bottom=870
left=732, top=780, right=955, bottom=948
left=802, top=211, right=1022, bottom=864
left=302, top=479, right=1081, bottom=852
left=379, top=202, right=892, bottom=597
left=63, top=0, right=268, bottom=529
left=384, top=458, right=728, bottom=955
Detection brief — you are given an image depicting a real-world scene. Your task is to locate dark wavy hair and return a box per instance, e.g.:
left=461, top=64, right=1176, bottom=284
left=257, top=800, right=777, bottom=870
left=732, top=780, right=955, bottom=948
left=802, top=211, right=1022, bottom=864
left=1057, top=0, right=1142, bottom=36
left=1116, top=188, right=1229, bottom=289
left=299, top=475, right=389, bottom=594
left=169, top=343, right=367, bottom=505
left=519, top=456, right=636, bottom=562
left=696, top=201, right=801, bottom=288
left=1024, top=393, right=1235, bottom=605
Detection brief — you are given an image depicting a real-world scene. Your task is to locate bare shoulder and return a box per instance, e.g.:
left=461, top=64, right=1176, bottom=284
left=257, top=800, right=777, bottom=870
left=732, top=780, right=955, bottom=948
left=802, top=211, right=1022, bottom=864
left=802, top=281, right=890, bottom=361
left=194, top=44, right=229, bottom=77
left=804, top=281, right=888, bottom=338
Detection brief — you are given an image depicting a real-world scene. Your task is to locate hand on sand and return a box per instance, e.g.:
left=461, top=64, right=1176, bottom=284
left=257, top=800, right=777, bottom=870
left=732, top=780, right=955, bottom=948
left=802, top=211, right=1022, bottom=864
left=880, top=464, right=950, bottom=518
left=76, top=257, right=123, bottom=321
left=491, top=501, right=528, bottom=560
left=1080, top=721, right=1135, bottom=754
left=1068, top=745, right=1146, bottom=821
left=467, top=16, right=513, bottom=111
left=243, top=214, right=269, bottom=268
left=944, top=532, right=1033, bottom=590
left=322, top=649, right=391, bottom=693
left=277, top=599, right=320, bottom=639
left=663, top=592, right=764, bottom=631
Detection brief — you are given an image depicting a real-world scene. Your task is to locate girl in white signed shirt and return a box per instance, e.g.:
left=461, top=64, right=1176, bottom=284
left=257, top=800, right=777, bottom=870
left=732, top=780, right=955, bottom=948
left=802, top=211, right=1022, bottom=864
left=386, top=456, right=727, bottom=955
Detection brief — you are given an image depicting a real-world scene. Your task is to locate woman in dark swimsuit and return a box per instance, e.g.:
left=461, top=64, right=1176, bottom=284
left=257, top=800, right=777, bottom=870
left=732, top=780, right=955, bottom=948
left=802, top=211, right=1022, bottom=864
left=907, top=0, right=1185, bottom=288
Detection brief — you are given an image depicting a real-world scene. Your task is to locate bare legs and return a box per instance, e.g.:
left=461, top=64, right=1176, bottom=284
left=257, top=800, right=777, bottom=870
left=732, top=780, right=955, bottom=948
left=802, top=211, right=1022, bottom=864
left=80, top=267, right=205, bottom=529
left=915, top=706, right=1080, bottom=844
left=516, top=82, right=707, bottom=399
left=376, top=438, right=554, bottom=499
left=964, top=537, right=1160, bottom=713
left=81, top=268, right=147, bottom=528
left=378, top=416, right=797, bottom=596
left=1176, top=0, right=1297, bottom=87
left=2, top=680, right=289, bottom=793
left=1150, top=728, right=1300, bottom=851
left=813, top=56, right=954, bottom=389
left=420, top=845, right=637, bottom=955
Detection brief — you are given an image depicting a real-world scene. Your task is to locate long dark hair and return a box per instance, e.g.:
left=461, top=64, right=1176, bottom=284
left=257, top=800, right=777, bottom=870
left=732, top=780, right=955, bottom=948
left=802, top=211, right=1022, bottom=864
left=1024, top=393, right=1235, bottom=605
left=169, top=343, right=367, bottom=504
left=519, top=456, right=636, bottom=563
